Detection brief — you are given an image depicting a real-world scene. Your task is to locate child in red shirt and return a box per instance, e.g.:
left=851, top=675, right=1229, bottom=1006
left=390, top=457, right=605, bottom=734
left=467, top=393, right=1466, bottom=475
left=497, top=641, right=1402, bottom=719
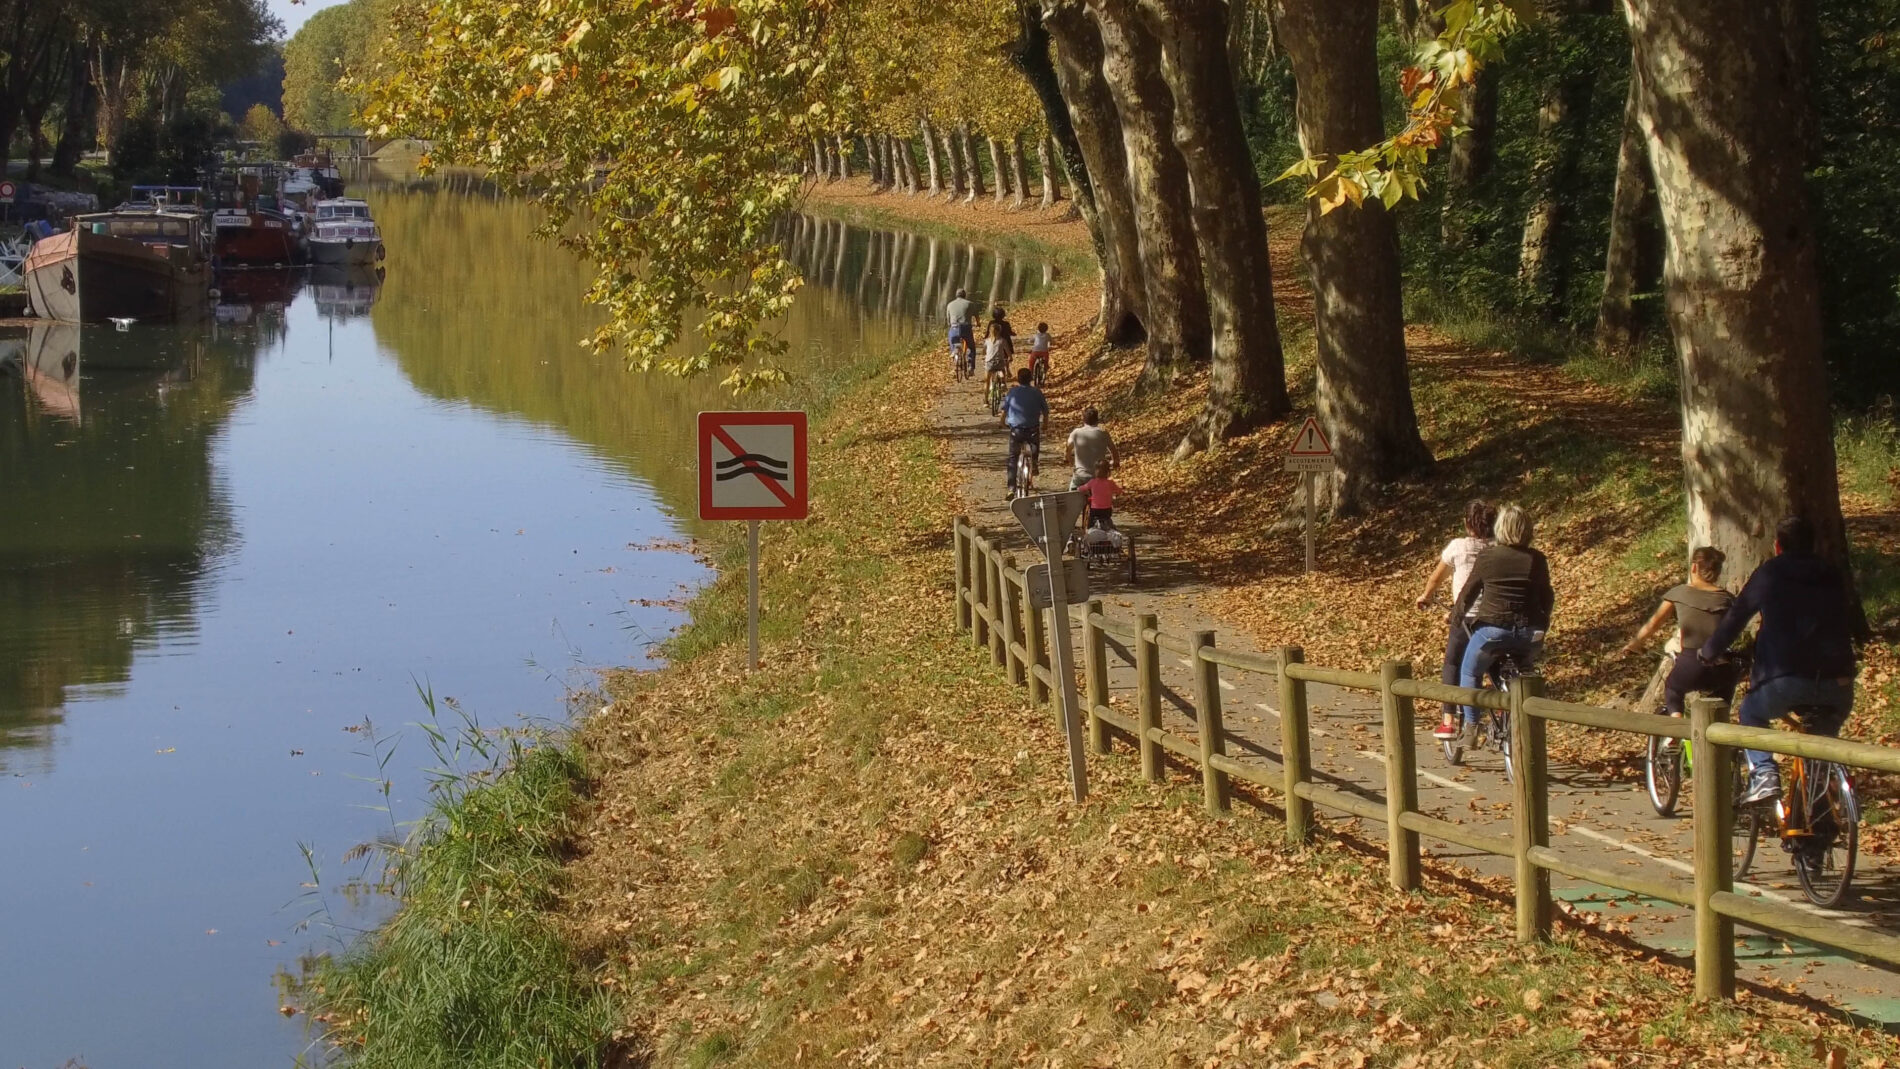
left=1080, top=459, right=1119, bottom=529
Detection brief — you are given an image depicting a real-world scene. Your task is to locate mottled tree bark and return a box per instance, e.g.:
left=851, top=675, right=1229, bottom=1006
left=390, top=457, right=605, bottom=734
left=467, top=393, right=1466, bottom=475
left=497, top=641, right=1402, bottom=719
left=1092, top=0, right=1211, bottom=386
left=1273, top=0, right=1431, bottom=508
left=1140, top=0, right=1293, bottom=447
left=1517, top=0, right=1606, bottom=312
left=962, top=124, right=988, bottom=202
left=1035, top=136, right=1058, bottom=208
left=1008, top=134, right=1031, bottom=209
left=942, top=123, right=968, bottom=197
left=1625, top=0, right=1858, bottom=614
left=919, top=119, right=944, bottom=196
left=1044, top=0, right=1148, bottom=343
left=1594, top=67, right=1661, bottom=354
left=834, top=134, right=852, bottom=180
left=988, top=136, right=1011, bottom=203
left=1440, top=66, right=1497, bottom=246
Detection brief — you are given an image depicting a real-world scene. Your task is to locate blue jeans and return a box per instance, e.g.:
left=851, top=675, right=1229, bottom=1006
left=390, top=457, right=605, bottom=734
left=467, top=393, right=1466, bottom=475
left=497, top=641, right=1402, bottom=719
left=1735, top=675, right=1853, bottom=772
left=1459, top=625, right=1538, bottom=724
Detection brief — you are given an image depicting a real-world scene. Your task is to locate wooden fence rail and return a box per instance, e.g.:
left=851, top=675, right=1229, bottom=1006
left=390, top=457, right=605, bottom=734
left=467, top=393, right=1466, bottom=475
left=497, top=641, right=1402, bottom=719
left=952, top=516, right=1898, bottom=1002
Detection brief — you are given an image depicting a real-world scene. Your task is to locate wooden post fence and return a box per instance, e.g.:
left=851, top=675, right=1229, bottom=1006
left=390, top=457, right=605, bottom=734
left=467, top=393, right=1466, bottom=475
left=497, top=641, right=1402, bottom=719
left=947, top=519, right=1900, bottom=1007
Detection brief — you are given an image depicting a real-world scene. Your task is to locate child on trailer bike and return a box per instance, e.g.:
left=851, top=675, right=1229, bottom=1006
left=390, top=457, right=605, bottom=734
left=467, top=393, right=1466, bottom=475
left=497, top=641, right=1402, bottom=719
left=1697, top=516, right=1857, bottom=807
left=1618, top=545, right=1738, bottom=754
left=997, top=367, right=1048, bottom=501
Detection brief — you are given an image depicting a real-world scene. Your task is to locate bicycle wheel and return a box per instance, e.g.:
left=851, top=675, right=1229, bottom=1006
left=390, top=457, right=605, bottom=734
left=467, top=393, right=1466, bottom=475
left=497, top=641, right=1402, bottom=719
left=1018, top=452, right=1035, bottom=497
left=1732, top=755, right=1762, bottom=880
left=1493, top=711, right=1515, bottom=783
left=1442, top=733, right=1464, bottom=766
left=1646, top=735, right=1682, bottom=817
left=1794, top=761, right=1859, bottom=908
left=1033, top=360, right=1047, bottom=388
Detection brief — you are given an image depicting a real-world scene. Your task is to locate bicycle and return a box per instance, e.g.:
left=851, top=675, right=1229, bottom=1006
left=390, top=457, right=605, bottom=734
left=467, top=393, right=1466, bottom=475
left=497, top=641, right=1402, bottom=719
left=1639, top=648, right=1749, bottom=817
left=1442, top=649, right=1531, bottom=783
left=986, top=369, right=1007, bottom=416
left=1030, top=353, right=1049, bottom=388
left=951, top=334, right=974, bottom=382
left=1732, top=708, right=1859, bottom=907
left=1014, top=439, right=1037, bottom=499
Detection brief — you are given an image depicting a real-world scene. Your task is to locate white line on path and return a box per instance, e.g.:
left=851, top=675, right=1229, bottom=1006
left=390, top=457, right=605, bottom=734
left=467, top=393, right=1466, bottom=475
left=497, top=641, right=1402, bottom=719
left=1354, top=750, right=1476, bottom=794
left=1569, top=824, right=1872, bottom=929
left=1254, top=702, right=1328, bottom=738
left=1175, top=657, right=1237, bottom=691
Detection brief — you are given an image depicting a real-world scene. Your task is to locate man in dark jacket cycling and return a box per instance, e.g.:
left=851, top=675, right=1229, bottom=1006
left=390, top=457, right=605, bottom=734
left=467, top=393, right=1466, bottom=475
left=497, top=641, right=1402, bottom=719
left=1700, top=516, right=1857, bottom=805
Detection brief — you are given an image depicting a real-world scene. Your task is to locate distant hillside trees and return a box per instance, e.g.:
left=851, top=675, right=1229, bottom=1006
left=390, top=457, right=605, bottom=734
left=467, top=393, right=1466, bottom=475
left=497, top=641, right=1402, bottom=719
left=282, top=0, right=391, bottom=134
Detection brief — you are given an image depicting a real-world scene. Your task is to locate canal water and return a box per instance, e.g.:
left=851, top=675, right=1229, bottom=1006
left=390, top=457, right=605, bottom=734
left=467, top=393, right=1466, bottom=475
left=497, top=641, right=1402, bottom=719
left=0, top=179, right=1055, bottom=1068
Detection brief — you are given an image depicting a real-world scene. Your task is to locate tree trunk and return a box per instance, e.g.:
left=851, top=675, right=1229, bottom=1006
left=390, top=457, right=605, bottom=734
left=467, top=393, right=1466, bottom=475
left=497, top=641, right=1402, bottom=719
left=1440, top=65, right=1498, bottom=246
left=1594, top=66, right=1661, bottom=355
left=918, top=120, right=943, bottom=196
left=1043, top=0, right=1148, bottom=343
left=1139, top=0, right=1294, bottom=446
left=1272, top=0, right=1431, bottom=505
left=867, top=134, right=886, bottom=186
left=1008, top=134, right=1031, bottom=209
left=834, top=134, right=852, bottom=179
left=1624, top=0, right=1858, bottom=612
left=962, top=124, right=988, bottom=202
left=943, top=124, right=968, bottom=197
left=51, top=44, right=91, bottom=179
left=1092, top=0, right=1211, bottom=385
left=1517, top=4, right=1602, bottom=314
left=1036, top=135, right=1057, bottom=208
left=988, top=136, right=1011, bottom=204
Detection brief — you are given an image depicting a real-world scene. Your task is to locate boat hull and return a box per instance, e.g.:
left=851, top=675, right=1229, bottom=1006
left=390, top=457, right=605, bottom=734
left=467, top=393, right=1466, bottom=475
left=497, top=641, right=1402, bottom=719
left=24, top=231, right=208, bottom=324
left=214, top=217, right=299, bottom=265
left=307, top=238, right=384, bottom=267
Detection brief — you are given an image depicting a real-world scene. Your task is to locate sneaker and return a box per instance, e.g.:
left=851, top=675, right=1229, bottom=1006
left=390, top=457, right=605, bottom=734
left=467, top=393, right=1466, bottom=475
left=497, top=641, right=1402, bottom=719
left=1739, top=765, right=1782, bottom=807
left=1459, top=721, right=1481, bottom=750
left=1432, top=720, right=1459, bottom=741
left=1659, top=737, right=1681, bottom=756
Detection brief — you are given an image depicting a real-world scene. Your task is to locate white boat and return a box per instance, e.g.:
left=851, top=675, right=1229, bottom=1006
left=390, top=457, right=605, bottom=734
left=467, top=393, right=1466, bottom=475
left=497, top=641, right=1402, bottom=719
left=307, top=198, right=385, bottom=267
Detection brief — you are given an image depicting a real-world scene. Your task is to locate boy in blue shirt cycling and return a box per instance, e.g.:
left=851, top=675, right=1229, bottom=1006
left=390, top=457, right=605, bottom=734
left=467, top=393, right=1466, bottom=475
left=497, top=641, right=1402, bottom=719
left=997, top=367, right=1049, bottom=501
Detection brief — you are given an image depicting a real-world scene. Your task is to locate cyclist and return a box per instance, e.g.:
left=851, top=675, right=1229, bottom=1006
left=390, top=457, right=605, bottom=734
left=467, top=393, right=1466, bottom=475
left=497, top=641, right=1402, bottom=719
left=1451, top=503, right=1553, bottom=748
left=946, top=288, right=976, bottom=378
left=1063, top=407, right=1118, bottom=491
left=1421, top=500, right=1498, bottom=743
left=1027, top=321, right=1053, bottom=383
left=983, top=306, right=1016, bottom=397
left=997, top=366, right=1048, bottom=501
left=1620, top=546, right=1736, bottom=750
left=1699, top=516, right=1857, bottom=806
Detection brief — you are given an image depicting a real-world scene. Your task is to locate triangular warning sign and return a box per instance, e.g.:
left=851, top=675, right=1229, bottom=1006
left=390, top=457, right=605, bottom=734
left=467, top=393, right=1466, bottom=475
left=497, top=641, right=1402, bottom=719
left=1288, top=416, right=1333, bottom=456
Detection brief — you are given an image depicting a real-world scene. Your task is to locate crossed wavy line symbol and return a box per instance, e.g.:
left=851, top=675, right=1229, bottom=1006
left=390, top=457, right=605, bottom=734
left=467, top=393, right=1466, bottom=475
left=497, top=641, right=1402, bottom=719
left=709, top=425, right=796, bottom=508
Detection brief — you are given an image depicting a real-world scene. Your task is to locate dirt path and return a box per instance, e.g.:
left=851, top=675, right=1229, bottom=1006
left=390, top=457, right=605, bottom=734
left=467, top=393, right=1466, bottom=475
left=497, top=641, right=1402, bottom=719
left=870, top=185, right=1900, bottom=1021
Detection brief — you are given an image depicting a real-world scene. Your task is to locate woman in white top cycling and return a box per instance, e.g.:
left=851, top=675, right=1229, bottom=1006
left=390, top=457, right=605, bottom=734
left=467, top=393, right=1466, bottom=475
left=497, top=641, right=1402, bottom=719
left=1415, top=500, right=1498, bottom=741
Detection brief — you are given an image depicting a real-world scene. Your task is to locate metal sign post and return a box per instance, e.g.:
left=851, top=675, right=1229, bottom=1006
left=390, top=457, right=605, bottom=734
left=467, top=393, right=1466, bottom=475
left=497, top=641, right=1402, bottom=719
left=1014, top=490, right=1090, bottom=802
left=1284, top=416, right=1336, bottom=575
left=698, top=411, right=810, bottom=672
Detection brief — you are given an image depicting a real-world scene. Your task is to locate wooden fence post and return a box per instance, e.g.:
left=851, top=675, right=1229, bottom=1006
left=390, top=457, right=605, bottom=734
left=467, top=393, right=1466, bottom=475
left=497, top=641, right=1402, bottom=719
left=1136, top=613, right=1162, bottom=783
left=975, top=536, right=993, bottom=650
left=1002, top=555, right=1026, bottom=686
left=1691, top=695, right=1737, bottom=1000
left=987, top=547, right=1006, bottom=668
left=953, top=517, right=972, bottom=635
left=1190, top=631, right=1230, bottom=814
left=1279, top=646, right=1312, bottom=845
left=1026, top=593, right=1051, bottom=712
left=1511, top=675, right=1552, bottom=943
left=1380, top=660, right=1421, bottom=891
left=1083, top=599, right=1110, bottom=754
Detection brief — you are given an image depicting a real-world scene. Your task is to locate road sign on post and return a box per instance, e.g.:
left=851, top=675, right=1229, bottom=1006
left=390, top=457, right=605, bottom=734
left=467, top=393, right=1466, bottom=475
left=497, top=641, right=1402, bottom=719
left=1283, top=416, right=1335, bottom=574
left=699, top=411, right=809, bottom=670
left=0, top=181, right=15, bottom=204
left=1013, top=490, right=1091, bottom=802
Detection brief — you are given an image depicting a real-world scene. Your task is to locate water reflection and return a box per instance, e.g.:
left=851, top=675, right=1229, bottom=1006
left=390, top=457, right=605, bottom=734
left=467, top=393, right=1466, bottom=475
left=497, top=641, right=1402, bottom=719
left=0, top=322, right=253, bottom=774
left=311, top=264, right=385, bottom=320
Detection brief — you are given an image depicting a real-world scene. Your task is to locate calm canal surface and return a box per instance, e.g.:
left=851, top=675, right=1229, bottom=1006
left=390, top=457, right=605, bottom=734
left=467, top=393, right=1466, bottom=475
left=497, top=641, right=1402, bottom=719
left=0, top=179, right=1055, bottom=1068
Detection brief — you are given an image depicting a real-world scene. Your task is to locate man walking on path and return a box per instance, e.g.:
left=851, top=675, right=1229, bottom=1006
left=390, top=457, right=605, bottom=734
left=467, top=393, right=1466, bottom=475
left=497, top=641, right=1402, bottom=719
left=1063, top=408, right=1118, bottom=490
left=1700, top=515, right=1858, bottom=805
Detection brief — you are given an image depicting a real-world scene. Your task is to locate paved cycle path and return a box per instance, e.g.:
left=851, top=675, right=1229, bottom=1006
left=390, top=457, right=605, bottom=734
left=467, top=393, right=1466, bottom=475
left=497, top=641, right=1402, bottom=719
left=929, top=371, right=1900, bottom=1026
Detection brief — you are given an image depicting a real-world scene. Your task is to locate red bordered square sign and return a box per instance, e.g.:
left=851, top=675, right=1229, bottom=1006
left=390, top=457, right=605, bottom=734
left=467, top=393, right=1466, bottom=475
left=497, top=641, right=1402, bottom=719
left=697, top=411, right=809, bottom=521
